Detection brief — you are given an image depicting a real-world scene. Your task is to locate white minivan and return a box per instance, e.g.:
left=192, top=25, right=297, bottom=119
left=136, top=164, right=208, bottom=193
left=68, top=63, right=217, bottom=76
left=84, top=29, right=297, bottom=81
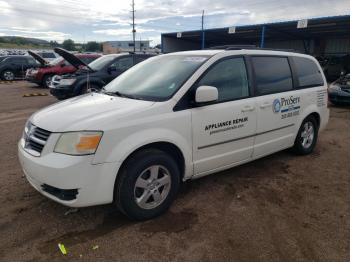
left=18, top=48, right=329, bottom=220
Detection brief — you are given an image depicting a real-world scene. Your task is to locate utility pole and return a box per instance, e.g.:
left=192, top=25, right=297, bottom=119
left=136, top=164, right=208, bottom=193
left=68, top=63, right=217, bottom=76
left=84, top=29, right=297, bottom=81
left=131, top=0, right=136, bottom=52
left=201, top=10, right=205, bottom=49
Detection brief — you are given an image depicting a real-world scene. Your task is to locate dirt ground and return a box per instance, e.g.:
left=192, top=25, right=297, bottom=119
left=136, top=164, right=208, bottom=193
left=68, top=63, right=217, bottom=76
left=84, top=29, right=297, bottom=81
left=0, top=81, right=349, bottom=262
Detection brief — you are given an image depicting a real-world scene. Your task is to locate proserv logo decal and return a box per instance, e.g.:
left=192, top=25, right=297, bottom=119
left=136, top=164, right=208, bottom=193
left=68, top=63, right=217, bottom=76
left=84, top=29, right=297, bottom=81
left=273, top=96, right=300, bottom=114
left=273, top=99, right=281, bottom=113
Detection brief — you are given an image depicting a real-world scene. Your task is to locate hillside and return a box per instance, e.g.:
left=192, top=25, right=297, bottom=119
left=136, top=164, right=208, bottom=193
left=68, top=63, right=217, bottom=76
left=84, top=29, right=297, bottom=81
left=0, top=36, right=51, bottom=49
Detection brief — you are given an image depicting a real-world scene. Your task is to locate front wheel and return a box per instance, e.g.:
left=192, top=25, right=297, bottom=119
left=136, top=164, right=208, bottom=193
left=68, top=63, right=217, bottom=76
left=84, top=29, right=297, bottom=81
left=42, top=74, right=53, bottom=88
left=1, top=70, right=15, bottom=81
left=115, top=149, right=180, bottom=221
left=293, top=116, right=318, bottom=155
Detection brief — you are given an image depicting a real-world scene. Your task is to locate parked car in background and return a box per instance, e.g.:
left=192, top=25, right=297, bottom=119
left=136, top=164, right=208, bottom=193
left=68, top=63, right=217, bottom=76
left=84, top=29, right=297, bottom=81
left=328, top=73, right=350, bottom=105
left=0, top=55, right=39, bottom=81
left=50, top=48, right=155, bottom=100
left=26, top=51, right=100, bottom=88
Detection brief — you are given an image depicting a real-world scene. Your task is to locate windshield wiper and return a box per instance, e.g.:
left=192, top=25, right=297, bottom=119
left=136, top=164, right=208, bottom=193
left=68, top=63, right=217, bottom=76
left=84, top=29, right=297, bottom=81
left=101, top=88, right=143, bottom=100
left=114, top=91, right=138, bottom=99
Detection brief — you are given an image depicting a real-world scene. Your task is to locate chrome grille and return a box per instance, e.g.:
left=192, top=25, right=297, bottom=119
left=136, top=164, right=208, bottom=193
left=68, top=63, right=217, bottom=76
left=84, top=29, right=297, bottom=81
left=23, top=124, right=51, bottom=156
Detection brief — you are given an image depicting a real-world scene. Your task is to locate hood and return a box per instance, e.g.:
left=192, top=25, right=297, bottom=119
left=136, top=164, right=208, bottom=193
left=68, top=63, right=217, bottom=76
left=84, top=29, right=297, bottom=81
left=31, top=93, right=155, bottom=132
left=28, top=51, right=48, bottom=66
left=335, top=74, right=350, bottom=87
left=54, top=48, right=89, bottom=70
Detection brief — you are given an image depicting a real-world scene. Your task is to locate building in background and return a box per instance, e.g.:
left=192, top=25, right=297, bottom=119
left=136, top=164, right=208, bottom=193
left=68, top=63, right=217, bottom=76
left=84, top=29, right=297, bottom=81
left=161, top=15, right=350, bottom=57
left=102, top=40, right=150, bottom=54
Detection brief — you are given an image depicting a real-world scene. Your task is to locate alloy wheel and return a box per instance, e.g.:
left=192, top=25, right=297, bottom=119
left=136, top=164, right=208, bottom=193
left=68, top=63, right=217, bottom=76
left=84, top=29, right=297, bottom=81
left=134, top=165, right=171, bottom=210
left=300, top=121, right=315, bottom=149
left=3, top=71, right=14, bottom=81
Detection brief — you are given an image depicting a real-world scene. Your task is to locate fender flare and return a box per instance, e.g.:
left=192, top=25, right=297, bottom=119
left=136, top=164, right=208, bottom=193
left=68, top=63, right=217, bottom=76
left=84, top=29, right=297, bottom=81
left=294, top=104, right=321, bottom=140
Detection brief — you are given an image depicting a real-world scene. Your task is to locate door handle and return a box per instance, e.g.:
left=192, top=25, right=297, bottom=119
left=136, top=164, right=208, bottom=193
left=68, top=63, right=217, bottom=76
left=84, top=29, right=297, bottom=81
left=241, top=105, right=255, bottom=112
left=260, top=102, right=272, bottom=109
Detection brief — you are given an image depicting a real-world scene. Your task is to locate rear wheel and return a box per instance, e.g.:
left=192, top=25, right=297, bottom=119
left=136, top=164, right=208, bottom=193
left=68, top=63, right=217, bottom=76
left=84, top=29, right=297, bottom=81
left=1, top=70, right=15, bottom=81
left=115, top=149, right=180, bottom=221
left=293, top=116, right=318, bottom=155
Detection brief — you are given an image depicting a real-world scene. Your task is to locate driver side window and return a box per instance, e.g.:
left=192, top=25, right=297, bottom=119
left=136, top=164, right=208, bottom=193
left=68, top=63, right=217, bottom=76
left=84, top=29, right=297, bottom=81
left=197, top=57, right=249, bottom=102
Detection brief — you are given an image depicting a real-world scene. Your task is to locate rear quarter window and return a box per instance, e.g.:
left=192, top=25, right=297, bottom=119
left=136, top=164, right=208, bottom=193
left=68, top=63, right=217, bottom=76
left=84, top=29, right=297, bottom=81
left=293, top=57, right=324, bottom=88
left=252, top=56, right=293, bottom=95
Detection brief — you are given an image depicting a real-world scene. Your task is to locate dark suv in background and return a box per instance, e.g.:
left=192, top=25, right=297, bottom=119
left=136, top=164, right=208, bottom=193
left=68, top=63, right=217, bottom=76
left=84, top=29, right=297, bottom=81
left=50, top=48, right=156, bottom=100
left=0, top=56, right=38, bottom=80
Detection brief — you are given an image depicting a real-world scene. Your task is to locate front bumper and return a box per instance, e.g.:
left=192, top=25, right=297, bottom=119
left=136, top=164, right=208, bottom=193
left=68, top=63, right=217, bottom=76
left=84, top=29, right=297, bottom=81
left=18, top=142, right=120, bottom=207
left=25, top=74, right=41, bottom=84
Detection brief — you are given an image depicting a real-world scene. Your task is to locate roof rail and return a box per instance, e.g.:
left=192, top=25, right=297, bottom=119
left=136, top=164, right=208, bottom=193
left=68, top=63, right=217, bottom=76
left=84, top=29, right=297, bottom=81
left=207, top=45, right=256, bottom=50
left=128, top=51, right=161, bottom=55
left=207, top=45, right=299, bottom=53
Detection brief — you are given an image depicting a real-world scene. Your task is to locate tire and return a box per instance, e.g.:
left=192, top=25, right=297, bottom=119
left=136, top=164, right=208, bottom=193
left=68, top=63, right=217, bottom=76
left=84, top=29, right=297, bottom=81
left=1, top=70, right=15, bottom=81
left=292, top=115, right=318, bottom=155
left=42, top=74, right=53, bottom=88
left=115, top=149, right=181, bottom=221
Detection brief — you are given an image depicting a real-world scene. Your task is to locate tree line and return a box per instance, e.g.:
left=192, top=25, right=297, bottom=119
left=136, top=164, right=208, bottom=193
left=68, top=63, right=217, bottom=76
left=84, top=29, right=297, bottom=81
left=54, top=39, right=103, bottom=52
left=0, top=36, right=102, bottom=52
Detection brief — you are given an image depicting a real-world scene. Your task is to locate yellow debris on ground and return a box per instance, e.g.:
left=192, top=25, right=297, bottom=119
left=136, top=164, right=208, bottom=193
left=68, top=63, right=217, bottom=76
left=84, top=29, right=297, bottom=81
left=58, top=243, right=68, bottom=255
left=23, top=93, right=48, bottom=97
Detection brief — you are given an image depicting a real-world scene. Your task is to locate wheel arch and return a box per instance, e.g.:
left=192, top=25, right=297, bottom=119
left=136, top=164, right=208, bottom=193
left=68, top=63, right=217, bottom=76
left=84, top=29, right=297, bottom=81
left=308, top=112, right=321, bottom=129
left=117, top=141, right=185, bottom=180
left=113, top=141, right=186, bottom=201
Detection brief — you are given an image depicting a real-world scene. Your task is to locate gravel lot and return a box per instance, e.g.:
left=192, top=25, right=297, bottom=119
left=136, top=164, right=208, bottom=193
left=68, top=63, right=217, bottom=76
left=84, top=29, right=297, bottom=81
left=0, top=81, right=349, bottom=262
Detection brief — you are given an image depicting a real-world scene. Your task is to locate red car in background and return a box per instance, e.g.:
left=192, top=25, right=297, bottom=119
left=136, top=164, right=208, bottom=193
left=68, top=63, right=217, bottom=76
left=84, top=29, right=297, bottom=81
left=26, top=51, right=101, bottom=88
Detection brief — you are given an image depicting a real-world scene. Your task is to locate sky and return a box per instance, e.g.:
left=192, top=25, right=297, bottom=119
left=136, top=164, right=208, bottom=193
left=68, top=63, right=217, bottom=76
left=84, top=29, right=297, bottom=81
left=0, top=0, right=349, bottom=46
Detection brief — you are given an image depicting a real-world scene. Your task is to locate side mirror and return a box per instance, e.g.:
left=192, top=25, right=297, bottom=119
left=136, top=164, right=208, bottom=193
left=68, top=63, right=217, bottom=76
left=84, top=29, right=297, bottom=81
left=60, top=63, right=66, bottom=67
left=108, top=65, right=117, bottom=73
left=195, top=85, right=218, bottom=104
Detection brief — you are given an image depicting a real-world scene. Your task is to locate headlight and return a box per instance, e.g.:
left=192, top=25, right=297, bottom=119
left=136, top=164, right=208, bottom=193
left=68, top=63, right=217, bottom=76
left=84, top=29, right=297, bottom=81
left=31, top=69, right=38, bottom=75
left=54, top=131, right=103, bottom=155
left=59, top=78, right=76, bottom=86
left=24, top=120, right=32, bottom=135
left=328, top=83, right=341, bottom=92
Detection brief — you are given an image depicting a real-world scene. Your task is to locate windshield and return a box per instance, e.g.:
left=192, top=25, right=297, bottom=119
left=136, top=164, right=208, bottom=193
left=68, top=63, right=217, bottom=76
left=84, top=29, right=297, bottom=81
left=49, top=57, right=63, bottom=65
left=104, top=55, right=209, bottom=101
left=89, top=55, right=117, bottom=71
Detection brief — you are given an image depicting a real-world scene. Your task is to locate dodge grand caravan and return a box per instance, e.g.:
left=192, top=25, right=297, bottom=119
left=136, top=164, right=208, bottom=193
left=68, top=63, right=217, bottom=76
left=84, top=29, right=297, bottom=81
left=18, top=48, right=329, bottom=220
